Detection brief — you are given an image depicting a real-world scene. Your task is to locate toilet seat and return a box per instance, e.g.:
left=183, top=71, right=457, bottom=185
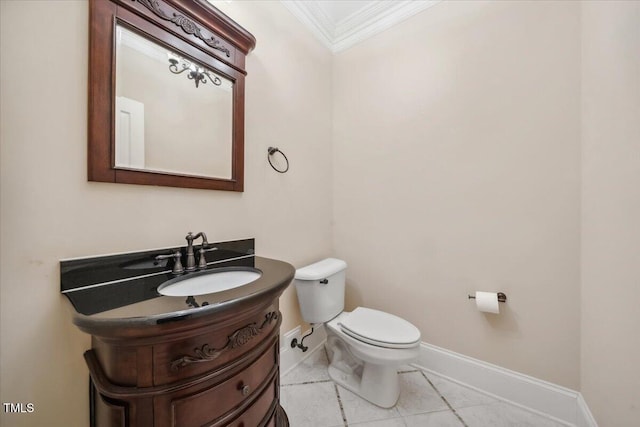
left=338, top=307, right=421, bottom=349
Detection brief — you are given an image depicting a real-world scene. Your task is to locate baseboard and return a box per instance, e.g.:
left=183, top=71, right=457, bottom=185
left=413, top=342, right=598, bottom=427
left=280, top=324, right=327, bottom=376
left=576, top=393, right=598, bottom=427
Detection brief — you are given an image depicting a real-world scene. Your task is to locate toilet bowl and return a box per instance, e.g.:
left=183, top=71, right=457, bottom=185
left=293, top=258, right=421, bottom=408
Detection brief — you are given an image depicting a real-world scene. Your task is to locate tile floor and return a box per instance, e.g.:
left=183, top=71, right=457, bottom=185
left=280, top=348, right=567, bottom=427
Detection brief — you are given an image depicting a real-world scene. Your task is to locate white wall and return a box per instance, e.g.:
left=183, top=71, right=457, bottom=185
left=581, top=2, right=640, bottom=426
left=0, top=1, right=332, bottom=426
left=332, top=0, right=582, bottom=389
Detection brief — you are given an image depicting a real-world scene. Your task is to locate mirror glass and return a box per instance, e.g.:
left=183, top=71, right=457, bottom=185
left=114, top=25, right=233, bottom=179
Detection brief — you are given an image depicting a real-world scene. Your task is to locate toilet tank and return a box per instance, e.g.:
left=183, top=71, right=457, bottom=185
left=294, top=258, right=347, bottom=324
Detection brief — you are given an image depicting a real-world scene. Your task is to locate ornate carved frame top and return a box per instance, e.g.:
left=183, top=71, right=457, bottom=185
left=88, top=0, right=256, bottom=191
left=125, top=0, right=256, bottom=71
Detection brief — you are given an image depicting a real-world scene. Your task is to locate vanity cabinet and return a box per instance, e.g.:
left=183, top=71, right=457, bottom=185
left=83, top=300, right=288, bottom=427
left=63, top=245, right=293, bottom=427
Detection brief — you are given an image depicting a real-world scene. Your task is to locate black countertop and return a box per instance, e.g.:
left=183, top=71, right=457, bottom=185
left=69, top=256, right=294, bottom=330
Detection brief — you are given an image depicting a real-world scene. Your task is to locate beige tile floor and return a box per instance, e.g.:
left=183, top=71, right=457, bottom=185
left=280, top=348, right=567, bottom=427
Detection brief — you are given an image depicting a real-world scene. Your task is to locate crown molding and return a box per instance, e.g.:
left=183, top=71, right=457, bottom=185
left=281, top=0, right=334, bottom=49
left=281, top=0, right=442, bottom=53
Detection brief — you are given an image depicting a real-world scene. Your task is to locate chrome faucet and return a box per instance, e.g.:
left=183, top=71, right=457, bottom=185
left=185, top=232, right=209, bottom=271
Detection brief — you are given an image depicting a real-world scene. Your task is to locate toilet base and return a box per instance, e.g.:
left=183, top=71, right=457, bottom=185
left=328, top=360, right=401, bottom=408
left=325, top=336, right=401, bottom=408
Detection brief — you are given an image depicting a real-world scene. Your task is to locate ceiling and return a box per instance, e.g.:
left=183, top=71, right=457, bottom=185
left=281, top=0, right=442, bottom=53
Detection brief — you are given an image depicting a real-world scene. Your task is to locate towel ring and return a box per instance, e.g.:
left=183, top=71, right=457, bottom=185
left=267, top=147, right=289, bottom=173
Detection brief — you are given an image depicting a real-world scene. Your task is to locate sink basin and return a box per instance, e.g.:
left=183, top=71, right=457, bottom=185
left=157, top=268, right=262, bottom=297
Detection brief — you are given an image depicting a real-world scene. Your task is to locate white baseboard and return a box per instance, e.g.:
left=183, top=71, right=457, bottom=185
left=413, top=342, right=598, bottom=427
left=280, top=324, right=327, bottom=376
left=576, top=393, right=598, bottom=427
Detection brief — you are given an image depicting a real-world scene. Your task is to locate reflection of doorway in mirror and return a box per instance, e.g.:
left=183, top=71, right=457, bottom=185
left=115, top=96, right=145, bottom=169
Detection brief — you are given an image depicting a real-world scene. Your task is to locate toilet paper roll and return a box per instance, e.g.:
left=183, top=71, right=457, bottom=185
left=475, top=291, right=500, bottom=314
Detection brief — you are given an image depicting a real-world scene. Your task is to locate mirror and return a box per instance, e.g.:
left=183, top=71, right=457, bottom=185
left=88, top=0, right=255, bottom=191
left=115, top=25, right=233, bottom=178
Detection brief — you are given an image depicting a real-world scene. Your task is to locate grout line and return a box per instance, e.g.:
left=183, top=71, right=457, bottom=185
left=333, top=383, right=349, bottom=427
left=280, top=379, right=333, bottom=387
left=324, top=345, right=351, bottom=426
left=420, top=370, right=469, bottom=427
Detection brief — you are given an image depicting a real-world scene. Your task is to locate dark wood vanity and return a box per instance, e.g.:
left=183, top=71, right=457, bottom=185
left=81, top=294, right=286, bottom=426
left=62, top=243, right=293, bottom=427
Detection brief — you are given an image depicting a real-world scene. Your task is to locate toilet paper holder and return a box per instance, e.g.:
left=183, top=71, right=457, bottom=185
left=468, top=292, right=507, bottom=303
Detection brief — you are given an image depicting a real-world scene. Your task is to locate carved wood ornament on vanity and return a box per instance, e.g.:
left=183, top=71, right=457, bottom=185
left=88, top=0, right=256, bottom=191
left=171, top=312, right=279, bottom=370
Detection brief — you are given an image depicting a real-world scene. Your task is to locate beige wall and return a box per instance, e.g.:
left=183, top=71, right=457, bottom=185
left=0, top=1, right=332, bottom=426
left=581, top=1, right=640, bottom=426
left=332, top=0, right=582, bottom=389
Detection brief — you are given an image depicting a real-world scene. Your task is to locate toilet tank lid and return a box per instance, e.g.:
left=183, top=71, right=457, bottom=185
left=295, top=258, right=347, bottom=281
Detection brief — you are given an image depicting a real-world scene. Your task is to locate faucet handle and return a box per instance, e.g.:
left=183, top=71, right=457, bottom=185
left=171, top=250, right=184, bottom=274
left=197, top=247, right=208, bottom=269
left=155, top=250, right=184, bottom=275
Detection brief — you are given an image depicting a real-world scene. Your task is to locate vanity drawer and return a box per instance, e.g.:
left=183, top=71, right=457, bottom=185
left=153, top=308, right=279, bottom=384
left=223, top=376, right=278, bottom=427
left=167, top=343, right=277, bottom=427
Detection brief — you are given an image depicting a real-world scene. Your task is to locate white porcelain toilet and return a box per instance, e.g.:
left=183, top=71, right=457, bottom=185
left=294, top=258, right=421, bottom=408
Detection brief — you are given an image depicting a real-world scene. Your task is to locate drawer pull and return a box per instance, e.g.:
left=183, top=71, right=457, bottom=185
left=240, top=384, right=250, bottom=396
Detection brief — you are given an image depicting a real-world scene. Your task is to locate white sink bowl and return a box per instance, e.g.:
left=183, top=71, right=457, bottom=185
left=157, top=269, right=262, bottom=297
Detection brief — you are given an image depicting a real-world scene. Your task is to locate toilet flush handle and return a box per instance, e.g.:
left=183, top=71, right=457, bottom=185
left=319, top=278, right=329, bottom=284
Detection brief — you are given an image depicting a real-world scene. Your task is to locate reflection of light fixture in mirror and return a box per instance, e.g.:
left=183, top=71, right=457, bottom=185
left=167, top=53, right=222, bottom=89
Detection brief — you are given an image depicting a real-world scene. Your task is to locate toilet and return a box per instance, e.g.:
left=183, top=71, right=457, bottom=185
left=294, top=258, right=421, bottom=408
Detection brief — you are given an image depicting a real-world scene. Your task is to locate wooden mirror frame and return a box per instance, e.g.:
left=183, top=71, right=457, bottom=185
left=88, top=0, right=255, bottom=191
